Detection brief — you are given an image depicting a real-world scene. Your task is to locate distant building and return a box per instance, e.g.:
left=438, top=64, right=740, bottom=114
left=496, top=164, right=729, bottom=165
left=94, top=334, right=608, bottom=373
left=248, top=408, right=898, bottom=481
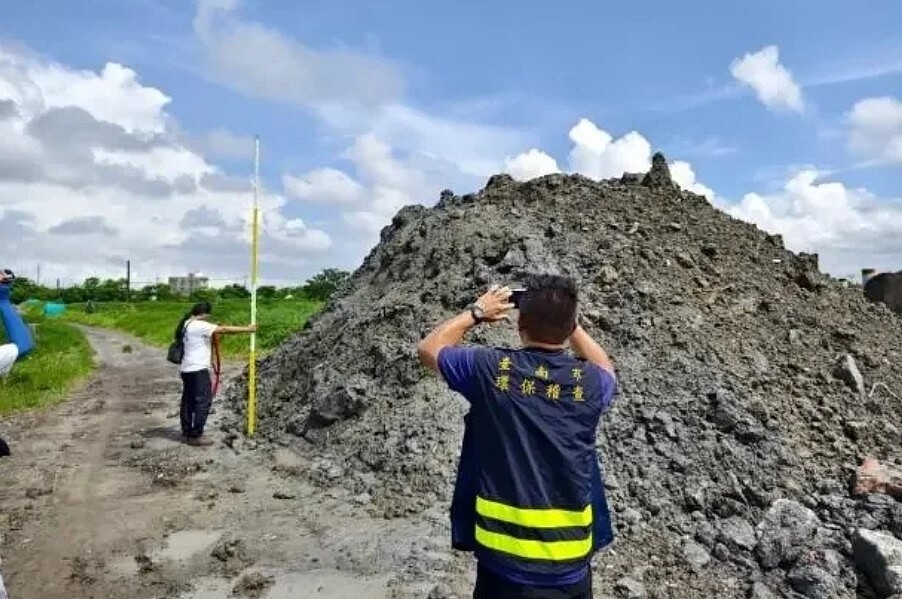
left=168, top=273, right=209, bottom=296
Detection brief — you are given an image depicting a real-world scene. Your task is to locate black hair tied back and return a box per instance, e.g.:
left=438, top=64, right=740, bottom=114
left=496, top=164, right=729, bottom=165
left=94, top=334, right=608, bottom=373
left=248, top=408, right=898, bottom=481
left=174, top=301, right=212, bottom=341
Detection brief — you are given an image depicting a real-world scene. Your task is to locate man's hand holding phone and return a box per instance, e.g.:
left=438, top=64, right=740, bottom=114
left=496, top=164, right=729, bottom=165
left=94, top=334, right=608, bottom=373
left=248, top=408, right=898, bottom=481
left=474, top=285, right=516, bottom=323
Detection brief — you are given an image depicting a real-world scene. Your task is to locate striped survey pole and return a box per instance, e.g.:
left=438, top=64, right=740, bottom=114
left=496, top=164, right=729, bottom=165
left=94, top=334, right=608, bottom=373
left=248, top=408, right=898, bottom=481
left=247, top=135, right=260, bottom=436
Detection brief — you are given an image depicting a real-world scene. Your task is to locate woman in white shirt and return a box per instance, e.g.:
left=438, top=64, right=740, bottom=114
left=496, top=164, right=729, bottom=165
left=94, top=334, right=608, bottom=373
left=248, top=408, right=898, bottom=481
left=174, top=301, right=256, bottom=446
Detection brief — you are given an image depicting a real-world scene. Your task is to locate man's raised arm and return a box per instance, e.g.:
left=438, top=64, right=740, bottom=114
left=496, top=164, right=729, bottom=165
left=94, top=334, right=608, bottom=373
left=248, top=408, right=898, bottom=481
left=417, top=286, right=514, bottom=373
left=569, top=324, right=614, bottom=373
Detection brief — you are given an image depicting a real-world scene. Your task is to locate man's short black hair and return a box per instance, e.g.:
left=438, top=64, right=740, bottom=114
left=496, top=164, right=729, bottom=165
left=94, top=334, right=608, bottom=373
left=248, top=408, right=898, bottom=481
left=518, top=274, right=578, bottom=344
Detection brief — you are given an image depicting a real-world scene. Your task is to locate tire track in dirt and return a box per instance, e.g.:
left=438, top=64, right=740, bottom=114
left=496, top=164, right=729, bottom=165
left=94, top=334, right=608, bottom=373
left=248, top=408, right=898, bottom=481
left=1, top=327, right=183, bottom=597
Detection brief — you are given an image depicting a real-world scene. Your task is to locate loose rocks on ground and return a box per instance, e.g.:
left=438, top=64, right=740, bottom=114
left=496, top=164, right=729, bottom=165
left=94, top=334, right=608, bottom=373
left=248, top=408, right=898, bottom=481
left=225, top=157, right=902, bottom=597
left=853, top=529, right=902, bottom=597
left=232, top=571, right=275, bottom=598
left=755, top=500, right=819, bottom=570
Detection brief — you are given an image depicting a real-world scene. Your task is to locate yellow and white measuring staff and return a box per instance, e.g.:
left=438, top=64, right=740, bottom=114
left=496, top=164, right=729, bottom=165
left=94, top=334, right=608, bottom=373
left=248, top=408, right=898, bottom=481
left=247, top=135, right=260, bottom=436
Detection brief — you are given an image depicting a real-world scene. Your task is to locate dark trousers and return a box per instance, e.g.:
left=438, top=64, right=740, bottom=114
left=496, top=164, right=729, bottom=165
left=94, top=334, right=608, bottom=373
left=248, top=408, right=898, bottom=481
left=473, top=564, right=593, bottom=599
left=180, top=369, right=212, bottom=438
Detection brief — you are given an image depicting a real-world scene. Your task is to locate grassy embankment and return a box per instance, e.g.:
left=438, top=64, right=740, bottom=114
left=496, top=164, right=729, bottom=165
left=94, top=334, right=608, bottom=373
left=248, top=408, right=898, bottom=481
left=64, top=298, right=322, bottom=358
left=0, top=314, right=94, bottom=414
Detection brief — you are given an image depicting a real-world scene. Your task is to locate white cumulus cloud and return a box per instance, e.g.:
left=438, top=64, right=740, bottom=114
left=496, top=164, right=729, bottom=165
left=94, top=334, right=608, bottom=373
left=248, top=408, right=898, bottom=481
left=0, top=53, right=172, bottom=134
left=568, top=119, right=652, bottom=179
left=280, top=132, right=442, bottom=243
left=730, top=46, right=804, bottom=113
left=847, top=96, right=902, bottom=164
left=0, top=44, right=330, bottom=285
left=504, top=149, right=560, bottom=181
left=728, top=170, right=902, bottom=275
left=670, top=160, right=715, bottom=200
left=336, top=134, right=430, bottom=234
left=491, top=119, right=718, bottom=199
left=300, top=115, right=718, bottom=247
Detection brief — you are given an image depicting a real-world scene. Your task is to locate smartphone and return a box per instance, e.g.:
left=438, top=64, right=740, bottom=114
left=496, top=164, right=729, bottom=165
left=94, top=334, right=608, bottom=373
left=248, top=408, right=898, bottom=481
left=510, top=288, right=526, bottom=309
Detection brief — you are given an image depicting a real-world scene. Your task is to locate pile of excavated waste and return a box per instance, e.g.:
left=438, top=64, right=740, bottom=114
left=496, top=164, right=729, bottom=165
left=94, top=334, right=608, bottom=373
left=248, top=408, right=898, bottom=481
left=225, top=154, right=902, bottom=598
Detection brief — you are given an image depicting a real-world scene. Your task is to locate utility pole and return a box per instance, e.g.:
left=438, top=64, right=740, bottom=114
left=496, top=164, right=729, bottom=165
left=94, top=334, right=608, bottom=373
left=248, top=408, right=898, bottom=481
left=126, top=260, right=131, bottom=302
left=56, top=278, right=60, bottom=300
left=36, top=264, right=41, bottom=286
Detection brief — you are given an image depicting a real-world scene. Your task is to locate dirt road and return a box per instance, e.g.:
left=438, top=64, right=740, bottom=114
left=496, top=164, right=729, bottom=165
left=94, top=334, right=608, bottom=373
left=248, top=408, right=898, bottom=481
left=0, top=328, right=471, bottom=599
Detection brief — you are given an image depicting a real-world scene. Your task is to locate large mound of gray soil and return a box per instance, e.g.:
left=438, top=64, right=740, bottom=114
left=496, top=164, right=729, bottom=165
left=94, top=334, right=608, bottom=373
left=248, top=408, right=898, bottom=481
left=225, top=155, right=902, bottom=598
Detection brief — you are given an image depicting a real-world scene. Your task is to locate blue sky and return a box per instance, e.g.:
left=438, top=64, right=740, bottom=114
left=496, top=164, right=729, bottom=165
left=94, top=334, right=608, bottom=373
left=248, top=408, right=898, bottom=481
left=0, top=0, right=900, bottom=284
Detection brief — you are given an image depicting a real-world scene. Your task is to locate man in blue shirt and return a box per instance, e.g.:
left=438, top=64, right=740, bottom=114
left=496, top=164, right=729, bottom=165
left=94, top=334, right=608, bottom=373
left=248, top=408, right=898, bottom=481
left=418, top=274, right=617, bottom=599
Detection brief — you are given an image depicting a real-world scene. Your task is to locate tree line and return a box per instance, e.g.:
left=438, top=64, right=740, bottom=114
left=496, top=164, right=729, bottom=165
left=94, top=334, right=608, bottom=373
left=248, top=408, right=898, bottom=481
left=8, top=268, right=351, bottom=304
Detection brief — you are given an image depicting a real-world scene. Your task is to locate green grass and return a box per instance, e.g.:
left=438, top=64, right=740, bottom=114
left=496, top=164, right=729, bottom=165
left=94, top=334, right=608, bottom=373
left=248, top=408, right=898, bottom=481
left=0, top=317, right=95, bottom=414
left=63, top=298, right=322, bottom=358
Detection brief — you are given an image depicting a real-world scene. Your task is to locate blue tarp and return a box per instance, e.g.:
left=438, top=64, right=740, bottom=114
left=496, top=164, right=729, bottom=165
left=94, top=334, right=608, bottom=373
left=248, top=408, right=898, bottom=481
left=43, top=302, right=66, bottom=317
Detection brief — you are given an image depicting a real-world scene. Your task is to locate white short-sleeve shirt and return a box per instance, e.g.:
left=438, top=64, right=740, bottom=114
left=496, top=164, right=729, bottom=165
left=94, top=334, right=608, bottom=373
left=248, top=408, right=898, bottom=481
left=0, top=343, right=17, bottom=377
left=179, top=320, right=218, bottom=373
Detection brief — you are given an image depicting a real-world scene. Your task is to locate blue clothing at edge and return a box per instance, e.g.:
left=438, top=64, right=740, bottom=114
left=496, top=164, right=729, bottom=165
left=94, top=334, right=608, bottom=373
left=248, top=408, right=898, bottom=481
left=439, top=345, right=617, bottom=588
left=0, top=283, right=34, bottom=358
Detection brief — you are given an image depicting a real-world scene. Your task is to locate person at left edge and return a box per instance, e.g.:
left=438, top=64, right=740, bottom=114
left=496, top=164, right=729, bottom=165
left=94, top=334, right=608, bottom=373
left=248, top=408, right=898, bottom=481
left=0, top=269, right=32, bottom=595
left=0, top=269, right=33, bottom=457
left=0, top=269, right=34, bottom=378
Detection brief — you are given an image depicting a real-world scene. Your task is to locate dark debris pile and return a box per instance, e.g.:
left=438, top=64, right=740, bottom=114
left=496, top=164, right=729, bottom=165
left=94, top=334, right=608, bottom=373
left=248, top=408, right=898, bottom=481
left=226, top=154, right=902, bottom=598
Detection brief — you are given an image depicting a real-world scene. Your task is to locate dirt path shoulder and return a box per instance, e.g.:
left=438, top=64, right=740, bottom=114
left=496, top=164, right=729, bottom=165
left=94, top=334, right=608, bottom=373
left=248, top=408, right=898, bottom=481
left=0, top=328, right=470, bottom=599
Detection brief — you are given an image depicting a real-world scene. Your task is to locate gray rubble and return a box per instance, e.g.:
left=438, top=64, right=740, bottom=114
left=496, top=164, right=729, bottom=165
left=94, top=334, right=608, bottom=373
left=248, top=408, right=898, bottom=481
left=834, top=354, right=866, bottom=397
left=853, top=529, right=902, bottom=598
left=224, top=157, right=902, bottom=597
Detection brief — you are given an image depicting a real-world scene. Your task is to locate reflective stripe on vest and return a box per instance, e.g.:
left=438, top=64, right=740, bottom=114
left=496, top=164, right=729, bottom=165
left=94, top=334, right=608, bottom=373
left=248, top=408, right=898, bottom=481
left=475, top=496, right=593, bottom=561
left=476, top=496, right=592, bottom=528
